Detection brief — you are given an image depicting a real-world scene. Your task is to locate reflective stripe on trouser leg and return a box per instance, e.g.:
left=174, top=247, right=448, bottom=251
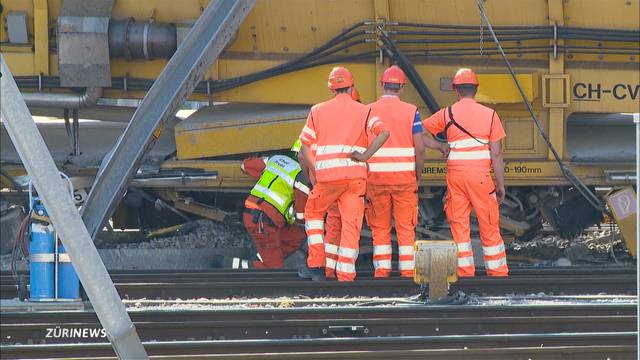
left=335, top=179, right=366, bottom=281
left=445, top=173, right=475, bottom=277
left=397, top=245, right=414, bottom=276
left=391, top=185, right=418, bottom=277
left=304, top=218, right=325, bottom=268
left=336, top=246, right=358, bottom=279
left=365, top=184, right=392, bottom=277
left=324, top=204, right=341, bottom=277
left=466, top=172, right=509, bottom=277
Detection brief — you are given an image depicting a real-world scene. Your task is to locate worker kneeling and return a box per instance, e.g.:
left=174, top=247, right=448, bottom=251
left=239, top=141, right=310, bottom=270
left=366, top=65, right=448, bottom=277
left=423, top=68, right=509, bottom=277
left=300, top=66, right=390, bottom=282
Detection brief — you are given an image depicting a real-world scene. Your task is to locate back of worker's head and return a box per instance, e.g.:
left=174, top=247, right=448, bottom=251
left=381, top=65, right=406, bottom=95
left=328, top=66, right=355, bottom=97
left=452, top=68, right=479, bottom=99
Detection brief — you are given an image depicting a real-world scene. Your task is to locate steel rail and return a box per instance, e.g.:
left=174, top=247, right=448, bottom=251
left=1, top=332, right=636, bottom=359
left=1, top=305, right=635, bottom=345
left=2, top=266, right=635, bottom=284
left=1, top=269, right=636, bottom=299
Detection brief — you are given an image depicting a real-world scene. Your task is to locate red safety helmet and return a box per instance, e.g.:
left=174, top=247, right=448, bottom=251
left=452, top=68, right=479, bottom=86
left=381, top=65, right=406, bottom=85
left=351, top=87, right=361, bottom=102
left=327, top=66, right=354, bottom=90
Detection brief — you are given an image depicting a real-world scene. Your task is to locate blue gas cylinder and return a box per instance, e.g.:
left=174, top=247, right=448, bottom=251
left=29, top=213, right=55, bottom=301
left=57, top=244, right=80, bottom=300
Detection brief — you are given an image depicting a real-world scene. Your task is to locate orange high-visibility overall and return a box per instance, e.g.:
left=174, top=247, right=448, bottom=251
left=242, top=157, right=308, bottom=268
left=424, top=98, right=509, bottom=277
left=300, top=93, right=385, bottom=281
left=365, top=95, right=422, bottom=277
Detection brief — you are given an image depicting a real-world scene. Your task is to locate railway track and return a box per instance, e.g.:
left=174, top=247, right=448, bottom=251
left=1, top=332, right=636, bottom=359
left=1, top=266, right=636, bottom=299
left=1, top=303, right=635, bottom=345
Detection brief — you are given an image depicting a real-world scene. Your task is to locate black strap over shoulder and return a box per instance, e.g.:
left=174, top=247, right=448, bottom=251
left=444, top=106, right=489, bottom=146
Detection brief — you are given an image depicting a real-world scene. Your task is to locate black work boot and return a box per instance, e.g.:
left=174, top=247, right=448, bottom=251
left=309, top=267, right=326, bottom=282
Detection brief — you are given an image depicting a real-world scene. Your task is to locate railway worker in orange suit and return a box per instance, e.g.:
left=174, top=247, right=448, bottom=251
left=297, top=87, right=362, bottom=280
left=365, top=65, right=449, bottom=277
left=423, top=68, right=509, bottom=277
left=300, top=66, right=390, bottom=282
left=239, top=141, right=311, bottom=269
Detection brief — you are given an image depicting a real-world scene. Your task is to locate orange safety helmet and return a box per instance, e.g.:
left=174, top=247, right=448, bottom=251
left=327, top=66, right=354, bottom=90
left=452, top=68, right=479, bottom=86
left=351, top=87, right=361, bottom=102
left=381, top=65, right=406, bottom=85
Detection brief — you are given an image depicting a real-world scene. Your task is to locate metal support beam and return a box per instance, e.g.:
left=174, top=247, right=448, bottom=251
left=81, top=0, right=255, bottom=239
left=1, top=56, right=147, bottom=359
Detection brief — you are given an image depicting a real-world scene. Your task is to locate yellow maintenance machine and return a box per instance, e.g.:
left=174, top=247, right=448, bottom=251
left=1, top=0, right=638, bottom=247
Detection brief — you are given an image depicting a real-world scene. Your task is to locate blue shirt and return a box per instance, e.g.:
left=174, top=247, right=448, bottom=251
left=412, top=111, right=424, bottom=134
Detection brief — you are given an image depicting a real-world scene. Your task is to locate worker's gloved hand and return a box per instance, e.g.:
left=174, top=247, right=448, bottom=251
left=350, top=151, right=368, bottom=162
left=495, top=185, right=506, bottom=204
left=438, top=143, right=450, bottom=158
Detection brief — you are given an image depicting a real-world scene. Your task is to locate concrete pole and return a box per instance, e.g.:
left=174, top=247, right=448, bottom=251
left=1, top=56, right=147, bottom=359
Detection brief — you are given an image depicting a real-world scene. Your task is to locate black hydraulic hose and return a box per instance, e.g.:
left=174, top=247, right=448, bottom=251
left=379, top=30, right=440, bottom=113
left=475, top=0, right=605, bottom=213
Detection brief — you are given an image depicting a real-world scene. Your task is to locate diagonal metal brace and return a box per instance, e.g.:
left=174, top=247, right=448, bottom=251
left=2, top=56, right=147, bottom=359
left=81, top=0, right=256, bottom=239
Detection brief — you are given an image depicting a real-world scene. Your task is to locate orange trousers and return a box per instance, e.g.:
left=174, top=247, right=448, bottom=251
left=365, top=183, right=418, bottom=277
left=304, top=179, right=366, bottom=281
left=445, top=171, right=509, bottom=277
left=324, top=203, right=341, bottom=278
left=243, top=212, right=305, bottom=269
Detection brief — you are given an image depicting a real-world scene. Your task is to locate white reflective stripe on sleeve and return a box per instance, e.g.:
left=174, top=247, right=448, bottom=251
left=253, top=184, right=286, bottom=206
left=367, top=116, right=381, bottom=130
left=294, top=181, right=310, bottom=194
left=448, top=150, right=491, bottom=160
left=305, top=220, right=324, bottom=231
left=336, top=261, right=356, bottom=274
left=241, top=260, right=249, bottom=269
left=458, top=255, right=475, bottom=267
left=374, top=244, right=392, bottom=255
left=232, top=257, right=240, bottom=269
left=316, top=158, right=367, bottom=170
left=302, top=125, right=316, bottom=139
left=398, top=260, right=415, bottom=270
left=373, top=259, right=392, bottom=269
left=448, top=138, right=489, bottom=149
left=310, top=143, right=318, bottom=151
left=368, top=162, right=415, bottom=172
left=457, top=242, right=473, bottom=252
left=316, top=145, right=366, bottom=156
left=325, top=257, right=337, bottom=269
left=58, top=253, right=71, bottom=263
left=325, top=243, right=339, bottom=255
left=483, top=243, right=505, bottom=256
left=296, top=213, right=304, bottom=220
left=265, top=165, right=295, bottom=186
left=338, top=247, right=359, bottom=259
left=371, top=147, right=415, bottom=157
left=485, top=257, right=507, bottom=269
left=398, top=245, right=414, bottom=255
left=307, top=234, right=324, bottom=245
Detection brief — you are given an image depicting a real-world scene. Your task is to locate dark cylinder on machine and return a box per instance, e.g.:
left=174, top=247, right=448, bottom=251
left=108, top=18, right=177, bottom=60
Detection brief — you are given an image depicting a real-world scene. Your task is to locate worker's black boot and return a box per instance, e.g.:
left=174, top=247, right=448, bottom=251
left=309, top=267, right=326, bottom=282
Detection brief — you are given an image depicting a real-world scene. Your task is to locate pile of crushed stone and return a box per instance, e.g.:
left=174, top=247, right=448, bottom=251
left=113, top=219, right=252, bottom=250
left=507, top=226, right=632, bottom=265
